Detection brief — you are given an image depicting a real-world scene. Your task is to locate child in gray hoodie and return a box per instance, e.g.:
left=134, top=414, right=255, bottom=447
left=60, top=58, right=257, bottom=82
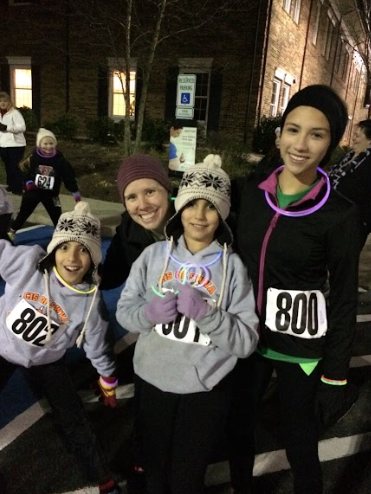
left=0, top=201, right=120, bottom=494
left=117, top=154, right=259, bottom=494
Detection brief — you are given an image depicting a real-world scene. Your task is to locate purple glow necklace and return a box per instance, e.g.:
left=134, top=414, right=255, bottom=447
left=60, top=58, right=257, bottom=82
left=264, top=166, right=330, bottom=217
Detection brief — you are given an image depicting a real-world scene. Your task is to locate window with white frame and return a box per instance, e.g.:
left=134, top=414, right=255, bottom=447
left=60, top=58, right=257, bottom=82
left=282, top=0, right=301, bottom=23
left=7, top=57, right=32, bottom=108
left=178, top=58, right=213, bottom=123
left=334, top=37, right=345, bottom=74
left=280, top=83, right=291, bottom=114
left=270, top=69, right=294, bottom=117
left=270, top=79, right=281, bottom=117
left=322, top=10, right=336, bottom=60
left=107, top=58, right=136, bottom=120
left=312, top=0, right=324, bottom=45
left=341, top=49, right=350, bottom=81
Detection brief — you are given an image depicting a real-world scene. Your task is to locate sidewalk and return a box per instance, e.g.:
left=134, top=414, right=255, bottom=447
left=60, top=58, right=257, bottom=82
left=7, top=191, right=123, bottom=238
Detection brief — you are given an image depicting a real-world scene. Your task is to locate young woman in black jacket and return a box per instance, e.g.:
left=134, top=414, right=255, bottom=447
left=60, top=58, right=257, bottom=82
left=229, top=85, right=360, bottom=494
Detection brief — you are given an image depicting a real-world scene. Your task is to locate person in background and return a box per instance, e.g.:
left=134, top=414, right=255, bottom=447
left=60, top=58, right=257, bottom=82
left=0, top=91, right=26, bottom=195
left=328, top=119, right=371, bottom=251
left=0, top=184, right=13, bottom=241
left=117, top=154, right=259, bottom=494
left=8, top=128, right=81, bottom=242
left=231, top=85, right=360, bottom=494
left=168, top=122, right=184, bottom=171
left=100, top=153, right=174, bottom=493
left=0, top=201, right=120, bottom=494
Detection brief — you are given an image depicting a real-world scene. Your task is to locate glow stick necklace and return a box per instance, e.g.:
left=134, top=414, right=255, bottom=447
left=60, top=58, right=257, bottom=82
left=151, top=251, right=222, bottom=297
left=53, top=267, right=97, bottom=294
left=264, top=166, right=330, bottom=217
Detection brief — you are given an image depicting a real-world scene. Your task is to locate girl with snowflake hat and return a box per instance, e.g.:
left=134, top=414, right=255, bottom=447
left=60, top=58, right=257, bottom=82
left=116, top=154, right=259, bottom=494
left=0, top=201, right=121, bottom=494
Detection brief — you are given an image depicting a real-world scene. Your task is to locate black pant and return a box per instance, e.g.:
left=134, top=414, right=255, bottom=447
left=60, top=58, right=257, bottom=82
left=0, top=356, right=112, bottom=485
left=227, top=353, right=323, bottom=494
left=137, top=374, right=232, bottom=494
left=11, top=189, right=62, bottom=231
left=0, top=213, right=12, bottom=240
left=0, top=146, right=25, bottom=193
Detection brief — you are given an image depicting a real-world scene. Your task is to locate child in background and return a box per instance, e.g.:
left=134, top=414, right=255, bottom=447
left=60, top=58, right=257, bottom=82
left=0, top=201, right=120, bottom=494
left=8, top=128, right=81, bottom=241
left=117, top=154, right=259, bottom=494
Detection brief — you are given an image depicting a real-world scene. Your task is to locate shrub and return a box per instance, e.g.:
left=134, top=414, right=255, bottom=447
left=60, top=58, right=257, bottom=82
left=86, top=116, right=117, bottom=144
left=252, top=116, right=281, bottom=154
left=141, top=117, right=171, bottom=151
left=18, top=106, right=39, bottom=131
left=43, top=113, right=79, bottom=140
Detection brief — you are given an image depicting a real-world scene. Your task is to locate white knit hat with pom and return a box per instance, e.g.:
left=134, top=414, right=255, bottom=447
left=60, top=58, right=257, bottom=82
left=36, top=128, right=57, bottom=147
left=46, top=201, right=102, bottom=284
left=174, top=154, right=231, bottom=219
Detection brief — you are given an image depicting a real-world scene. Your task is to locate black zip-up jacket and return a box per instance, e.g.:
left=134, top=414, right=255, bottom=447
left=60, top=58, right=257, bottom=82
left=236, top=169, right=359, bottom=381
left=100, top=205, right=176, bottom=290
left=24, top=149, right=79, bottom=196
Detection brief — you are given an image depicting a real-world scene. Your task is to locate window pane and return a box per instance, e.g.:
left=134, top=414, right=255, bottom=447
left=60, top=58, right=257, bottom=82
left=112, top=70, right=136, bottom=117
left=13, top=69, right=32, bottom=108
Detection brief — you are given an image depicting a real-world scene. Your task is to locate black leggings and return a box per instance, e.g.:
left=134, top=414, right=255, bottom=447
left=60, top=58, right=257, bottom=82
left=137, top=374, right=232, bottom=494
left=227, top=353, right=323, bottom=494
left=11, top=189, right=62, bottom=231
left=0, top=356, right=112, bottom=484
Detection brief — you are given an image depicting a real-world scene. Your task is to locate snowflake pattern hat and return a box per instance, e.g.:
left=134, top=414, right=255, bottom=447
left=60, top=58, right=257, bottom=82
left=45, top=201, right=102, bottom=284
left=165, top=154, right=232, bottom=244
left=174, top=154, right=231, bottom=219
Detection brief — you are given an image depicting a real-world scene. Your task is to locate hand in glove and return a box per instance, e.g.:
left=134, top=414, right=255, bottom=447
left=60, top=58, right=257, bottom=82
left=0, top=123, right=7, bottom=131
left=98, top=375, right=118, bottom=408
left=25, top=180, right=36, bottom=191
left=72, top=191, right=81, bottom=202
left=144, top=291, right=178, bottom=325
left=176, top=282, right=210, bottom=321
left=314, top=380, right=359, bottom=427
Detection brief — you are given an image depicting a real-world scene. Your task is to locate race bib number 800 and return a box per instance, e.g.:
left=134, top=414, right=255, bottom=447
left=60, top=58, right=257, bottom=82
left=265, top=288, right=327, bottom=339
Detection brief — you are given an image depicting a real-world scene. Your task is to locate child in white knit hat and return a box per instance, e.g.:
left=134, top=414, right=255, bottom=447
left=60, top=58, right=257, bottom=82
left=117, top=154, right=259, bottom=494
left=8, top=127, right=81, bottom=241
left=0, top=201, right=121, bottom=494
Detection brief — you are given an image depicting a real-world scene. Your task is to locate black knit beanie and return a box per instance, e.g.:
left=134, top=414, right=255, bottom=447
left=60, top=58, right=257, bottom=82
left=281, top=85, right=348, bottom=164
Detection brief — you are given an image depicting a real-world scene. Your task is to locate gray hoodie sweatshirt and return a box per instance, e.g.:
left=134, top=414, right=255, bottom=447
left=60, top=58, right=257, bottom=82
left=0, top=240, right=115, bottom=376
left=117, top=236, right=259, bottom=394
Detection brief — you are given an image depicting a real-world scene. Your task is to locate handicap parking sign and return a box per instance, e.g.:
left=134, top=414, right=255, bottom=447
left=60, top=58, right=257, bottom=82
left=181, top=93, right=191, bottom=105
left=176, top=74, right=196, bottom=109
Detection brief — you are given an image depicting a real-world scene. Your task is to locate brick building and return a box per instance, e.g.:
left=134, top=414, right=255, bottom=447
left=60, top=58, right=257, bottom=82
left=0, top=0, right=368, bottom=146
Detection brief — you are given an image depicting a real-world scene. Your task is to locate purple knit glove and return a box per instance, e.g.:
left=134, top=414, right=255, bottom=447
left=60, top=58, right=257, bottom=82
left=144, top=291, right=178, bottom=325
left=176, top=283, right=210, bottom=321
left=25, top=180, right=36, bottom=191
left=72, top=191, right=81, bottom=202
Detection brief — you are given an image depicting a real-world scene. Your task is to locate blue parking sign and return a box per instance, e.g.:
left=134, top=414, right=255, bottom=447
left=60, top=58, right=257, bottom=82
left=181, top=93, right=191, bottom=105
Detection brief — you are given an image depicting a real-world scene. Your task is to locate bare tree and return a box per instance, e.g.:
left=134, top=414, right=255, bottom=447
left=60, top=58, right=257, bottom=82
left=67, top=0, right=242, bottom=154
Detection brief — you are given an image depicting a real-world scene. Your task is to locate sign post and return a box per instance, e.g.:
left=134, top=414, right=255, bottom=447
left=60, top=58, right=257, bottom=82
left=169, top=74, right=197, bottom=175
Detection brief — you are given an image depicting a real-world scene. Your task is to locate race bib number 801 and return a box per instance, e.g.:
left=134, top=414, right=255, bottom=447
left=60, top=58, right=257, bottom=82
left=265, top=288, right=327, bottom=339
left=155, top=314, right=210, bottom=346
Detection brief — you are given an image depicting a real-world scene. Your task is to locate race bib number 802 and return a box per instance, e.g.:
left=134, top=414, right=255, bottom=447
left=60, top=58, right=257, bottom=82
left=265, top=288, right=327, bottom=339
